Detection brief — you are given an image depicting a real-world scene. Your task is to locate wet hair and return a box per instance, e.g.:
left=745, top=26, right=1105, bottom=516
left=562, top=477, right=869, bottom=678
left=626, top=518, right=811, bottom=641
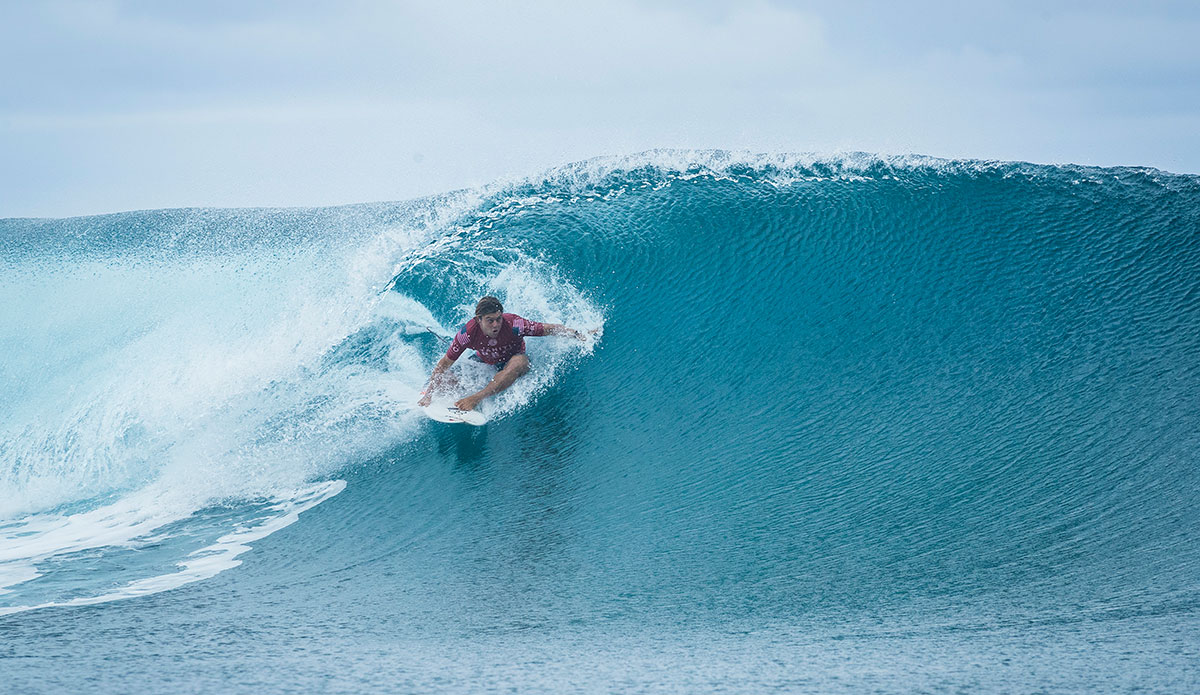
left=475, top=295, right=503, bottom=317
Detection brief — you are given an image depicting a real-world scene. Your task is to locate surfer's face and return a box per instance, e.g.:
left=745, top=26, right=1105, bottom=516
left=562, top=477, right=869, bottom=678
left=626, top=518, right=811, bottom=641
left=478, top=311, right=504, bottom=338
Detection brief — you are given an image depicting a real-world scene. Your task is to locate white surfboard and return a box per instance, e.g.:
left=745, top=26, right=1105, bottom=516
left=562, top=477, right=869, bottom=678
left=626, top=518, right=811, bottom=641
left=422, top=403, right=489, bottom=426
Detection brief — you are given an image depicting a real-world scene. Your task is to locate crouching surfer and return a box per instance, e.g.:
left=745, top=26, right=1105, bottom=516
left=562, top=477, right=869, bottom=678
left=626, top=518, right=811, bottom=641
left=418, top=296, right=595, bottom=411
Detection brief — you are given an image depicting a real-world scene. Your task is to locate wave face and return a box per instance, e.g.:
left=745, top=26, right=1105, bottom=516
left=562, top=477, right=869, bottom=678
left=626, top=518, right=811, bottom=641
left=2, top=152, right=1199, bottom=692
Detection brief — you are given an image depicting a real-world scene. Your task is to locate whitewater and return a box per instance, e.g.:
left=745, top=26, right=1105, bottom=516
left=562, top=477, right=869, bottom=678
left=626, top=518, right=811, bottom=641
left=1, top=151, right=1198, bottom=693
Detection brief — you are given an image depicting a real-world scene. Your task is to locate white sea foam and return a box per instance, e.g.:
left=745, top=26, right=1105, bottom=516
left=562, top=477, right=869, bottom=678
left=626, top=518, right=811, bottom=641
left=0, top=183, right=604, bottom=613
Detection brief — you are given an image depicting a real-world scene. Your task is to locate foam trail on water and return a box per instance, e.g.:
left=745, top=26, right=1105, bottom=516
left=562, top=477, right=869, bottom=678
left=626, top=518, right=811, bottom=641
left=0, top=480, right=344, bottom=615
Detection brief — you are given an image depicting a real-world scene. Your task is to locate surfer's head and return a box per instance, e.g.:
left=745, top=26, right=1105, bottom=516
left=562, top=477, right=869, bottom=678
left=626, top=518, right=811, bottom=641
left=475, top=296, right=504, bottom=337
left=475, top=296, right=503, bottom=317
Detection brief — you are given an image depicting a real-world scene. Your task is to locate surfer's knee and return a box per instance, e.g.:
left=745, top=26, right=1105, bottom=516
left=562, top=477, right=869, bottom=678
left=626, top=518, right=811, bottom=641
left=507, top=353, right=530, bottom=376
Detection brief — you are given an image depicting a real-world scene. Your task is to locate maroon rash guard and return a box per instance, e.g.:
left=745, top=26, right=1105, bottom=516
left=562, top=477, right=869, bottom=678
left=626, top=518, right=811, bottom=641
left=445, top=313, right=546, bottom=367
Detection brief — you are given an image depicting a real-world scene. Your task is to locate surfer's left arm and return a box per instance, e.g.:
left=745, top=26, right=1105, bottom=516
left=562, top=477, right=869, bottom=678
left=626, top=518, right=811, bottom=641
left=540, top=323, right=596, bottom=341
left=514, top=315, right=596, bottom=342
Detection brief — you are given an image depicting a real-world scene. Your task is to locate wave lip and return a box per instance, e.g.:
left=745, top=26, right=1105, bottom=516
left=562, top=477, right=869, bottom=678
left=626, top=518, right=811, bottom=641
left=492, top=148, right=1196, bottom=199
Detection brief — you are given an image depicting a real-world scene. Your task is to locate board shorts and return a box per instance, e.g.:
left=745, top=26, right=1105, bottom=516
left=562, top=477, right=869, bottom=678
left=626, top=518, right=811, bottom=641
left=469, top=352, right=525, bottom=371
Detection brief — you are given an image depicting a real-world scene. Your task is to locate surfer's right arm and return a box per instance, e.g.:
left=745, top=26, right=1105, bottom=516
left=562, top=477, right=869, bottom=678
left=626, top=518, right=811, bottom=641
left=418, top=356, right=456, bottom=407
left=419, top=326, right=473, bottom=406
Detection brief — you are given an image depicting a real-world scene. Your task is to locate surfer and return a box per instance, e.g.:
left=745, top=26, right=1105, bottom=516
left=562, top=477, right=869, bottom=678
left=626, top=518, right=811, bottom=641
left=418, top=296, right=593, bottom=411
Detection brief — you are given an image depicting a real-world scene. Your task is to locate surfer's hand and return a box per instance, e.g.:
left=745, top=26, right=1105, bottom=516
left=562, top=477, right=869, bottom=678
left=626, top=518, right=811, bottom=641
left=418, top=391, right=432, bottom=407
left=455, top=395, right=480, bottom=411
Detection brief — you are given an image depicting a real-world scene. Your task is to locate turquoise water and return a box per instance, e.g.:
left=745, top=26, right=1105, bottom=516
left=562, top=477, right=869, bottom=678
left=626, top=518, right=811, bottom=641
left=2, top=152, right=1198, bottom=692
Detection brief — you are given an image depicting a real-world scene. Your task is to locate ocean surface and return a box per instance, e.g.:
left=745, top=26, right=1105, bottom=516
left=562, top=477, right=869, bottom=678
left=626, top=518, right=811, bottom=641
left=1, top=151, right=1198, bottom=693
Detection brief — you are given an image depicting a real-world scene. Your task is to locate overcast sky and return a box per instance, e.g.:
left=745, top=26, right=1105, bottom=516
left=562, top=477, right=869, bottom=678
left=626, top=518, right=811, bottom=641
left=2, top=0, right=1198, bottom=218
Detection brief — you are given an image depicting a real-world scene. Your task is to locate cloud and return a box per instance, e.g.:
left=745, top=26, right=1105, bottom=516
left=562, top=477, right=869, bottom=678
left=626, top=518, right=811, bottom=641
left=1, top=1, right=1197, bottom=217
left=3, top=1, right=831, bottom=108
